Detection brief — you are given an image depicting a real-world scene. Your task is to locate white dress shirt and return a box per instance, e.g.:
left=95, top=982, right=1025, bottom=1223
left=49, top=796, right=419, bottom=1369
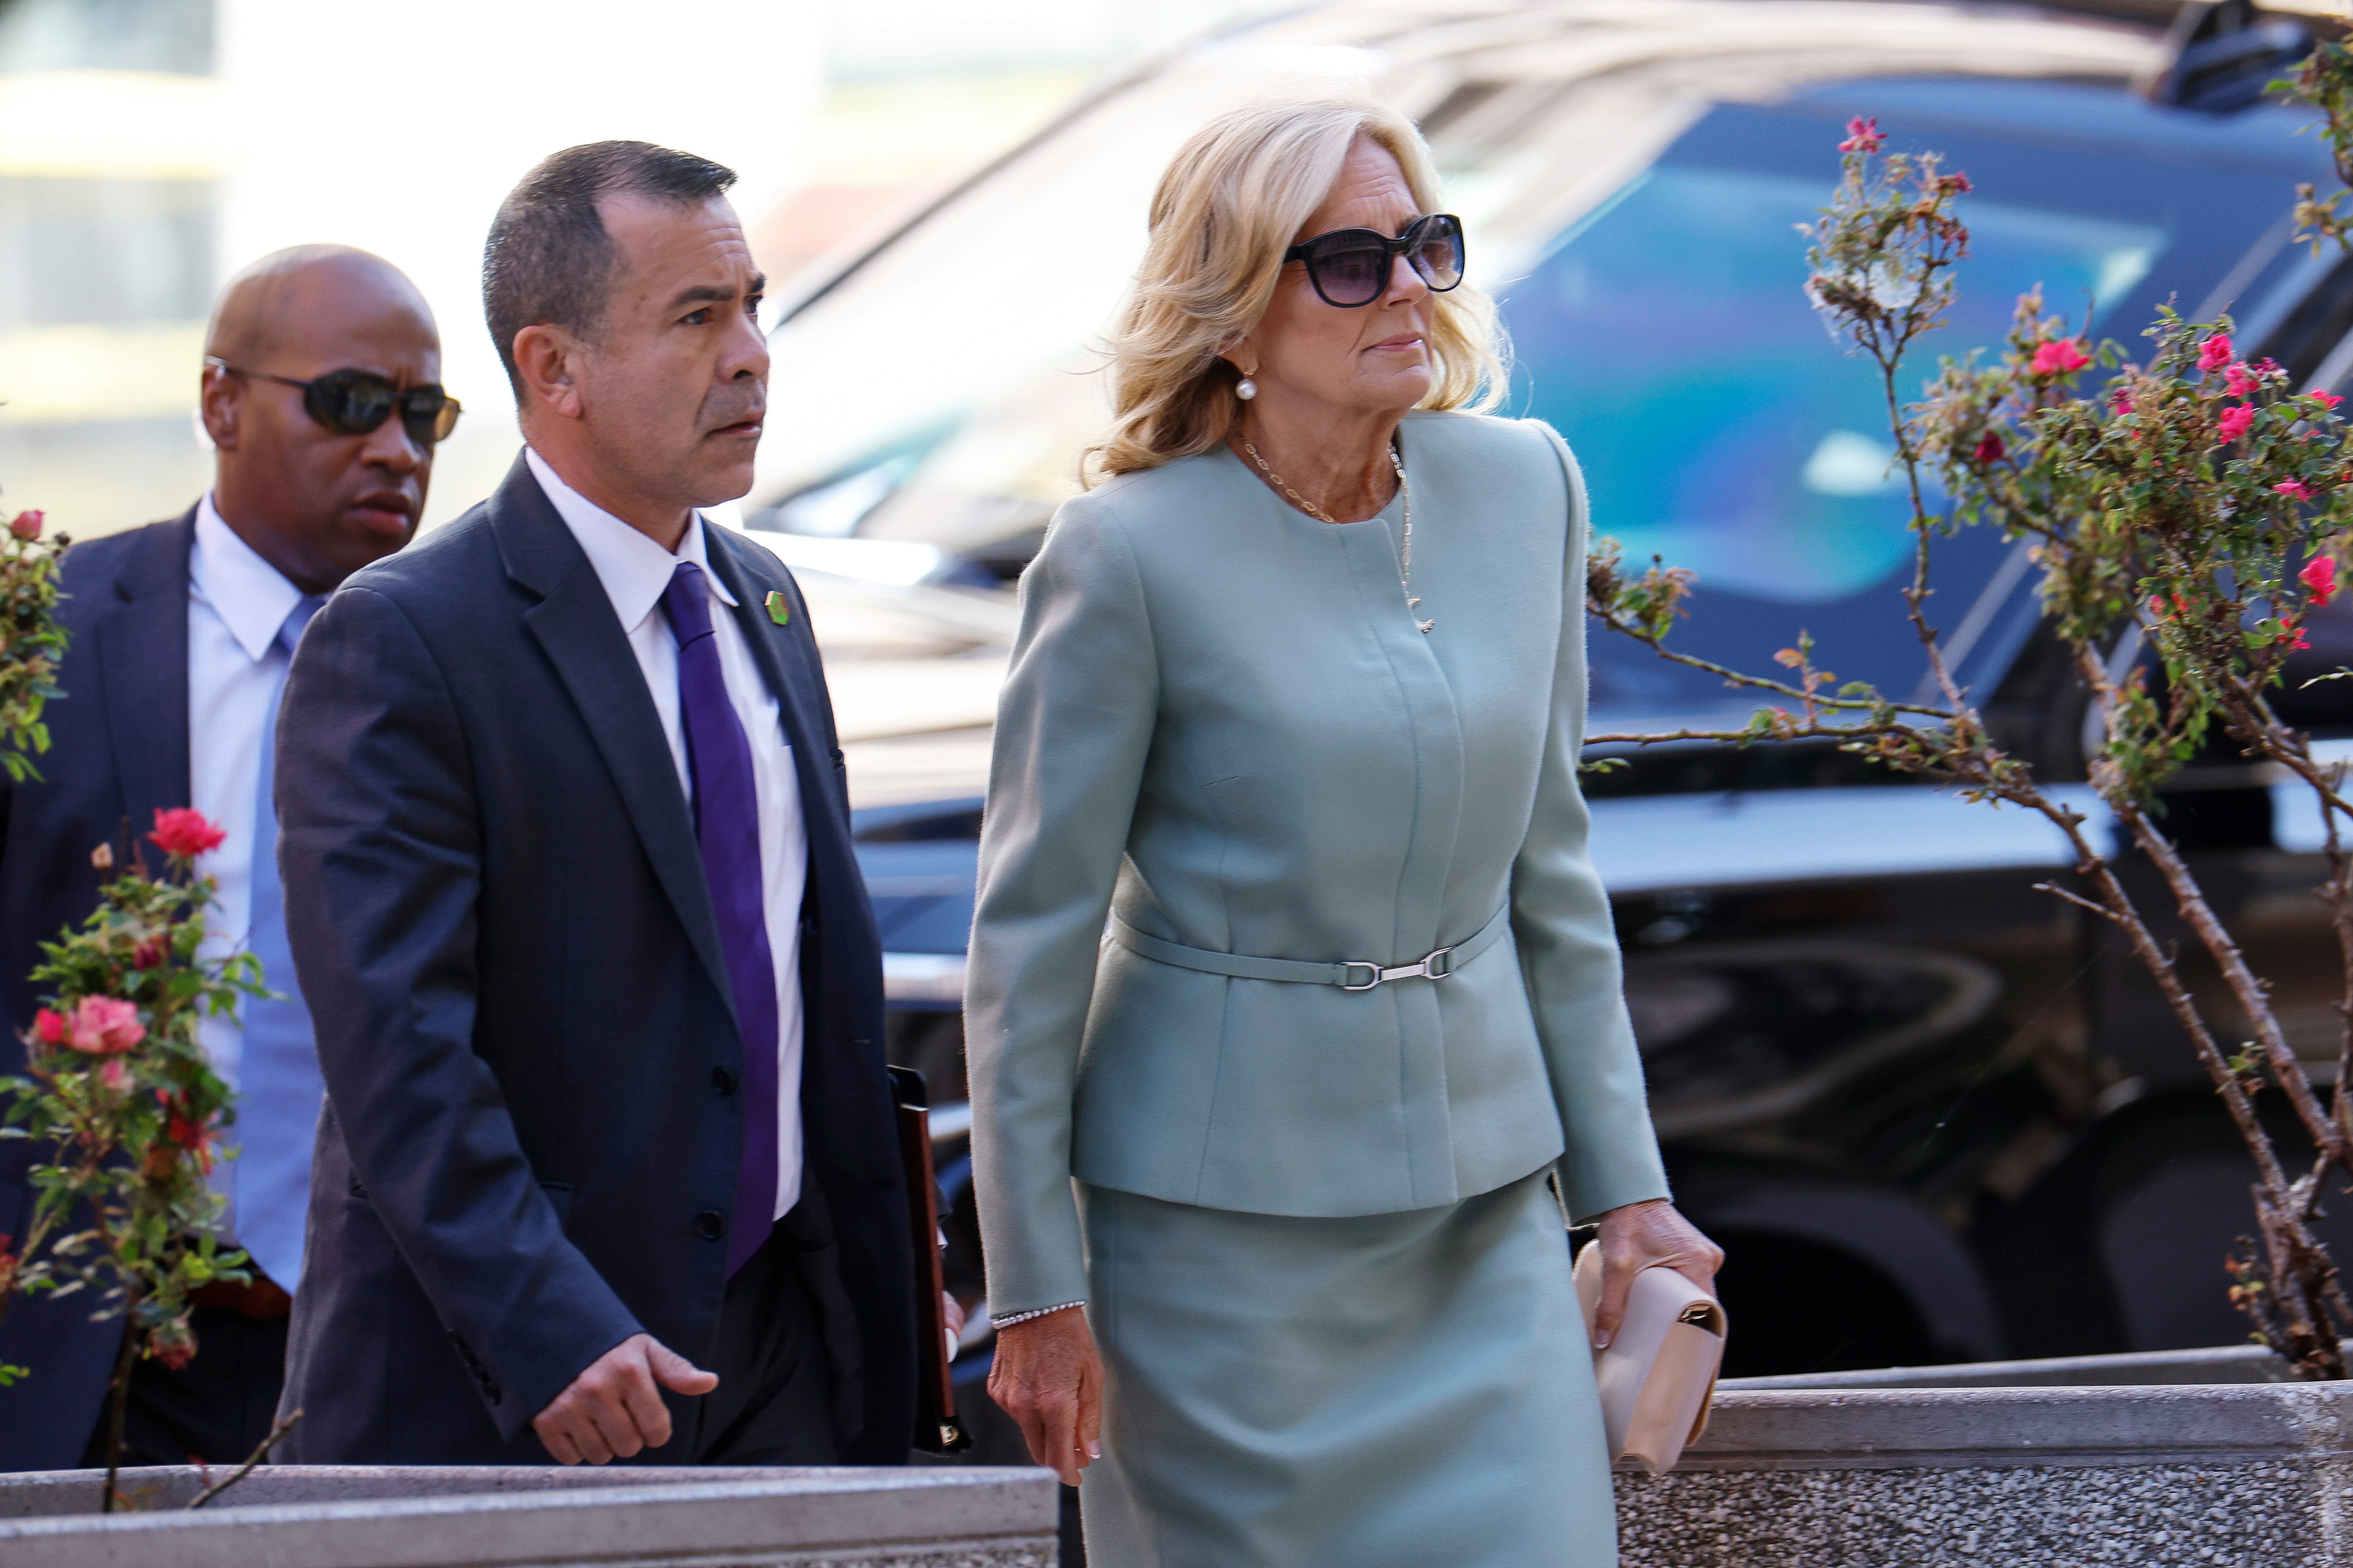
left=187, top=494, right=305, bottom=1232
left=525, top=448, right=810, bottom=1222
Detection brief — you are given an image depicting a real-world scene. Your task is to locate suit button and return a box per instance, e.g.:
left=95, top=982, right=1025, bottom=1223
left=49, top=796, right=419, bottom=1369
left=695, top=1210, right=727, bottom=1241
left=712, top=1066, right=737, bottom=1097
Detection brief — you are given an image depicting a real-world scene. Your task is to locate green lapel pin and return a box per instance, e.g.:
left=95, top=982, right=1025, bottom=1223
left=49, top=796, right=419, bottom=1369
left=764, top=590, right=791, bottom=627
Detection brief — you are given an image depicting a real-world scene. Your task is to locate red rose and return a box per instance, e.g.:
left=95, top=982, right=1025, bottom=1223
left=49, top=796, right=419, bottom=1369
left=8, top=510, right=41, bottom=542
left=148, top=807, right=225, bottom=859
left=2302, top=555, right=2336, bottom=606
left=1974, top=431, right=2006, bottom=463
left=151, top=1329, right=194, bottom=1372
left=2218, top=405, right=2256, bottom=444
left=34, top=1008, right=66, bottom=1046
left=2031, top=338, right=2091, bottom=377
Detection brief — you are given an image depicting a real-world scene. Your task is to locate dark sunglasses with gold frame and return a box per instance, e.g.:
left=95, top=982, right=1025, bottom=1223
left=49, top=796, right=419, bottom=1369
left=206, top=356, right=463, bottom=446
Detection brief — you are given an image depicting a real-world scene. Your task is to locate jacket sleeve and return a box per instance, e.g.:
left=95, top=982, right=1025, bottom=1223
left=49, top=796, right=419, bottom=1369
left=965, top=496, right=1158, bottom=1315
left=276, top=584, right=641, bottom=1441
left=1511, top=422, right=1672, bottom=1224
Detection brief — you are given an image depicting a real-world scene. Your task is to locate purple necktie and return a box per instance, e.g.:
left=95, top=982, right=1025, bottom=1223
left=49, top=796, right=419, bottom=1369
left=661, top=560, right=780, bottom=1276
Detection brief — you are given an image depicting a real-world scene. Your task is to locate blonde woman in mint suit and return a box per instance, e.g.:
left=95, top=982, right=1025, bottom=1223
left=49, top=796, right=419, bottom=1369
left=966, top=96, right=1722, bottom=1568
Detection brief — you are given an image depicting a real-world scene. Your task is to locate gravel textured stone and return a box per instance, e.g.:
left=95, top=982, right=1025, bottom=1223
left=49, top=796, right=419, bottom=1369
left=1615, top=1459, right=2347, bottom=1566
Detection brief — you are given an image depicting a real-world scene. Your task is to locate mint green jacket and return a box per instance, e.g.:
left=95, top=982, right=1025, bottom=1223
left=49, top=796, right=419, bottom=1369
left=966, top=411, right=1670, bottom=1315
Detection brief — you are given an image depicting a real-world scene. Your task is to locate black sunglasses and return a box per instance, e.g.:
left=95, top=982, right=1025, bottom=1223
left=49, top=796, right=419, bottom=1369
left=1282, top=213, right=1465, bottom=308
left=206, top=357, right=463, bottom=446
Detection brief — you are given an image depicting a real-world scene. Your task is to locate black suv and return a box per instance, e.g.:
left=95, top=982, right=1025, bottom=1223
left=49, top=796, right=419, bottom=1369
left=749, top=0, right=2353, bottom=1382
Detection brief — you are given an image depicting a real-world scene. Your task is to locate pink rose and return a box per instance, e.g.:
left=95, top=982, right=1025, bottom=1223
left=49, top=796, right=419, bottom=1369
left=2313, top=390, right=2346, bottom=412
left=2303, top=555, right=2336, bottom=606
left=147, top=807, right=225, bottom=860
left=1838, top=116, right=1884, bottom=154
left=2218, top=405, right=2256, bottom=443
left=8, top=510, right=41, bottom=542
left=1974, top=431, right=2006, bottom=463
left=2279, top=480, right=2319, bottom=503
left=2199, top=333, right=2234, bottom=372
left=2112, top=391, right=2133, bottom=415
left=2226, top=363, right=2258, bottom=397
left=98, top=1060, right=128, bottom=1092
left=2032, top=338, right=2090, bottom=376
left=33, top=1008, right=66, bottom=1046
left=65, top=996, right=144, bottom=1056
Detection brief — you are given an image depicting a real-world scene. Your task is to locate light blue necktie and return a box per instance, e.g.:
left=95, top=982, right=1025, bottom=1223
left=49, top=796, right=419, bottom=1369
left=236, top=592, right=328, bottom=1292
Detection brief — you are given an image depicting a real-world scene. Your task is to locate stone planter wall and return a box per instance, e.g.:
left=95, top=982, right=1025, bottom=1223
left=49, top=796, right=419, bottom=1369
left=1614, top=1371, right=2351, bottom=1568
left=0, top=1464, right=1059, bottom=1568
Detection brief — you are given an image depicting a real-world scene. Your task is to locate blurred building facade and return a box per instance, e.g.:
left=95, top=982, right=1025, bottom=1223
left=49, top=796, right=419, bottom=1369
left=0, top=0, right=1273, bottom=540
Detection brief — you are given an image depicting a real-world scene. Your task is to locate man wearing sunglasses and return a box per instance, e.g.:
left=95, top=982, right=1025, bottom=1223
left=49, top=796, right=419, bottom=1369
left=0, top=243, right=449, bottom=1471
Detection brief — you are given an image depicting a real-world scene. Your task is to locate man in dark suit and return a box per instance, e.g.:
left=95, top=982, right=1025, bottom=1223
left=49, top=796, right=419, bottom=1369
left=0, top=246, right=446, bottom=1469
left=273, top=141, right=922, bottom=1466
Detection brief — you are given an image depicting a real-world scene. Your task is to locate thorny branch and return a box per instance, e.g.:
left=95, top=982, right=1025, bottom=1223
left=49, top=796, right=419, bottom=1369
left=1584, top=114, right=2353, bottom=1375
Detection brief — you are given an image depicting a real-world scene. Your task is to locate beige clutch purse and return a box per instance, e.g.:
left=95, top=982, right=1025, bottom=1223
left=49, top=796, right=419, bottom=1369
left=1572, top=1244, right=1728, bottom=1474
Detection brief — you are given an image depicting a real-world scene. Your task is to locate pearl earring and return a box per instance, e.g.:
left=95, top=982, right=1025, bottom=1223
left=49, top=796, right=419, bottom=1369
left=1236, top=377, right=1257, bottom=400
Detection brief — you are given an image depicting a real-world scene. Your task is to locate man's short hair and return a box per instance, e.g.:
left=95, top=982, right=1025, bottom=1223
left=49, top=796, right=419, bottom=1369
left=482, top=140, right=737, bottom=394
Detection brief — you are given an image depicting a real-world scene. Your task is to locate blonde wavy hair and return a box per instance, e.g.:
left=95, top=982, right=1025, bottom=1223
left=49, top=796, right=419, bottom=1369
left=1083, top=95, right=1507, bottom=485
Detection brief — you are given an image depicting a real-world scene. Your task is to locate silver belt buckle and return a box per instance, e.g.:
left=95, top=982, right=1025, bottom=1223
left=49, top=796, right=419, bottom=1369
left=1341, top=944, right=1457, bottom=990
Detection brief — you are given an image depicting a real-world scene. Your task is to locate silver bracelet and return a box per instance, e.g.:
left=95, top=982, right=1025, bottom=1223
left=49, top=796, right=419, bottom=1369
left=991, top=1301, right=1085, bottom=1329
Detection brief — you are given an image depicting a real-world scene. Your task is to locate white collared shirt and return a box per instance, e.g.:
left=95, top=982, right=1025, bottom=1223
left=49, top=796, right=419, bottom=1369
left=525, top=447, right=809, bottom=1222
left=187, top=494, right=306, bottom=1231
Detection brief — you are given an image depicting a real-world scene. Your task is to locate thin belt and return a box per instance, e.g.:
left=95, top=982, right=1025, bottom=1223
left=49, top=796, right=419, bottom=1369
left=1109, top=904, right=1512, bottom=993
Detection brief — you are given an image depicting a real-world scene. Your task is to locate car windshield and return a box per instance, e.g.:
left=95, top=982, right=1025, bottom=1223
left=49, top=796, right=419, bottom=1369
left=758, top=65, right=2336, bottom=724
left=1548, top=83, right=2334, bottom=721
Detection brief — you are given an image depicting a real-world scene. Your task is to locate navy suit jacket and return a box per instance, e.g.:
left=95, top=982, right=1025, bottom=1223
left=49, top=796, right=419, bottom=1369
left=272, top=455, right=915, bottom=1463
left=0, top=512, right=196, bottom=1470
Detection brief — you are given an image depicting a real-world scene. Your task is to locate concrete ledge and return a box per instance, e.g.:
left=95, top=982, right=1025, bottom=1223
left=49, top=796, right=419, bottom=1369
left=1722, top=1342, right=2296, bottom=1391
left=0, top=1466, right=1060, bottom=1568
left=1679, top=1381, right=2353, bottom=1470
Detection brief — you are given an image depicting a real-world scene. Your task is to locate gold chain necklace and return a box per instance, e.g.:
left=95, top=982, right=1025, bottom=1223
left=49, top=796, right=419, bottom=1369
left=1241, top=440, right=1432, bottom=634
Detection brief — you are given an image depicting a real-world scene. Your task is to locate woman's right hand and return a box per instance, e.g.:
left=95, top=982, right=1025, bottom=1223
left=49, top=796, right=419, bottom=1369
left=987, top=1307, right=1105, bottom=1486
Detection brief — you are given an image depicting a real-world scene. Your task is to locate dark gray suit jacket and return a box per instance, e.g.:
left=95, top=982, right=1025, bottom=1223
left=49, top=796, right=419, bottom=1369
left=0, top=512, right=196, bottom=1470
left=273, top=456, right=914, bottom=1463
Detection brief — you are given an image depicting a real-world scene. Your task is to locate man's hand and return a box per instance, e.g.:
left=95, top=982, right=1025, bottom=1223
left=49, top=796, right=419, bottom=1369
left=944, top=1292, right=967, bottom=1356
left=986, top=1308, right=1103, bottom=1486
left=1590, top=1199, right=1723, bottom=1350
left=533, top=1333, right=719, bottom=1464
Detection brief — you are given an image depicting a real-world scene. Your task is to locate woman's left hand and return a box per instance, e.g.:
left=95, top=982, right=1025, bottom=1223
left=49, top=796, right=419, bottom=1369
left=1589, top=1199, right=1723, bottom=1350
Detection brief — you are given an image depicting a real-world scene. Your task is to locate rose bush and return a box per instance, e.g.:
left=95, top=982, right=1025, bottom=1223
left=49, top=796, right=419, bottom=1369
left=1, top=810, right=263, bottom=1506
left=1588, top=116, right=2353, bottom=1377
left=0, top=508, right=65, bottom=784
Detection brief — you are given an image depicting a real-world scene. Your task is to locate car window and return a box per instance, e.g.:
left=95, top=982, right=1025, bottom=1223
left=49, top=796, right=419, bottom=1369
left=1537, top=88, right=2333, bottom=722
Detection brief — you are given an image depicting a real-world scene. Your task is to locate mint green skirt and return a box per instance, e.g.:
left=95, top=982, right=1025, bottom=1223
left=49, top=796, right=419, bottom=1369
left=1076, top=1168, right=1617, bottom=1567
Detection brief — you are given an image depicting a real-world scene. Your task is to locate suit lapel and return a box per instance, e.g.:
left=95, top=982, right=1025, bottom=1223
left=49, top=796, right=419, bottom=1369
left=99, top=509, right=194, bottom=853
left=492, top=459, right=735, bottom=1019
left=702, top=531, right=848, bottom=846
